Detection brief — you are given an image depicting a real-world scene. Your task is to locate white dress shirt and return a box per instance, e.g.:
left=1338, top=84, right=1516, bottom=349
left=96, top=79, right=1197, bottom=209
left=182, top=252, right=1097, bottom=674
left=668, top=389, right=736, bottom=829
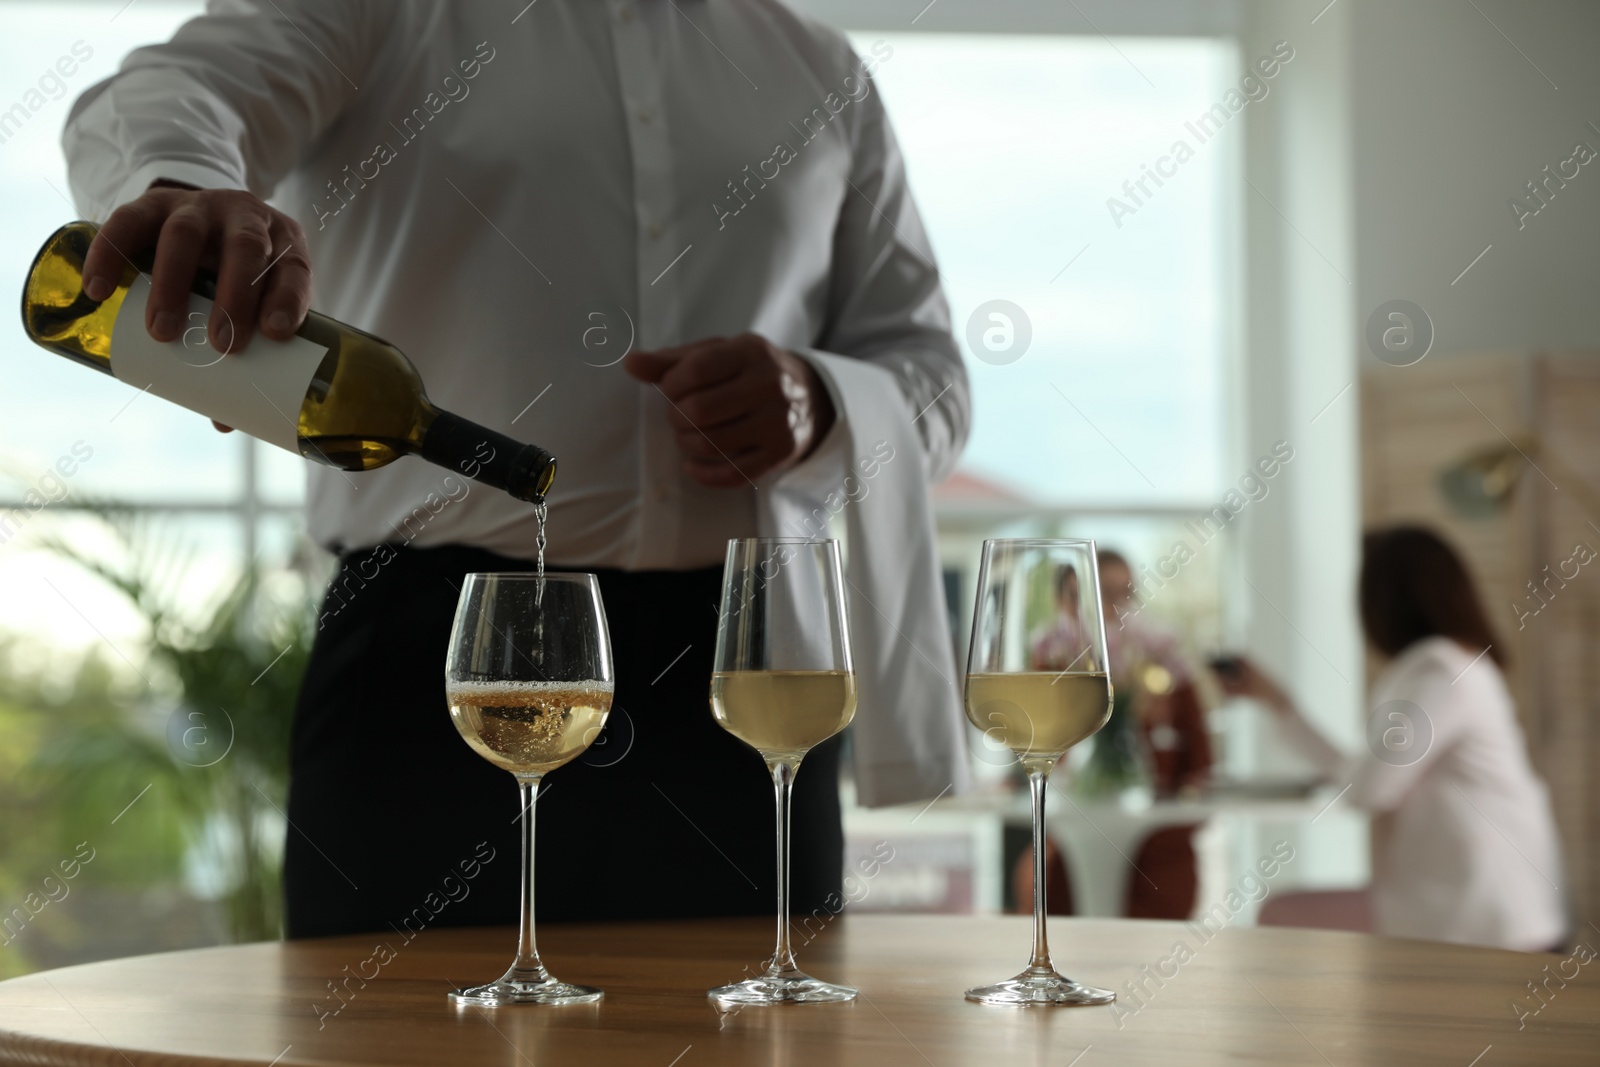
left=1277, top=637, right=1567, bottom=951
left=62, top=0, right=972, bottom=805
left=62, top=0, right=969, bottom=570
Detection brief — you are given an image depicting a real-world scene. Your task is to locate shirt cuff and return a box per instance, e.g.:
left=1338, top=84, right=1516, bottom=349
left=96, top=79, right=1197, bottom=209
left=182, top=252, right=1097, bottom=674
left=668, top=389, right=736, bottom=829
left=788, top=346, right=850, bottom=476
left=109, top=159, right=246, bottom=216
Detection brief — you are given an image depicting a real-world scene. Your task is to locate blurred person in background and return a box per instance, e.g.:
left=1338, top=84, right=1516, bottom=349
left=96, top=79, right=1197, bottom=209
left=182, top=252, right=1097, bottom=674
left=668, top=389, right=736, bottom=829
left=1028, top=551, right=1212, bottom=797
left=1217, top=525, right=1568, bottom=952
left=1020, top=549, right=1212, bottom=918
left=1096, top=550, right=1211, bottom=798
left=1029, top=561, right=1083, bottom=668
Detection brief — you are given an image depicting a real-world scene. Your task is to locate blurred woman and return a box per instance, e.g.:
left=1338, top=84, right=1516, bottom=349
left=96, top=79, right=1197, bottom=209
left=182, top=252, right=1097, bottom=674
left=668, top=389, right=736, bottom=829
left=1021, top=551, right=1212, bottom=919
left=1219, top=526, right=1567, bottom=952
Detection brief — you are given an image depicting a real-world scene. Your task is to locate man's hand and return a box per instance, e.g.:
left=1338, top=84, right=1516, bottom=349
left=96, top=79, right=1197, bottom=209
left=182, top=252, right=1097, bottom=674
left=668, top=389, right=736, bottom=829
left=623, top=333, right=836, bottom=487
left=83, top=182, right=312, bottom=357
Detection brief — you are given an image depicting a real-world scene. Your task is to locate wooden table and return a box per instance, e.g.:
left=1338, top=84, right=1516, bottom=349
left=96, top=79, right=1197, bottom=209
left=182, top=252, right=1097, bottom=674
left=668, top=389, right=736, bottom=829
left=0, top=916, right=1591, bottom=1065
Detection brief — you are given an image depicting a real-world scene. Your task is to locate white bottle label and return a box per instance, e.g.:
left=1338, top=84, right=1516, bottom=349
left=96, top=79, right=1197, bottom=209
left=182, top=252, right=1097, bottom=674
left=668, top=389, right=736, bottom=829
left=110, top=275, right=329, bottom=453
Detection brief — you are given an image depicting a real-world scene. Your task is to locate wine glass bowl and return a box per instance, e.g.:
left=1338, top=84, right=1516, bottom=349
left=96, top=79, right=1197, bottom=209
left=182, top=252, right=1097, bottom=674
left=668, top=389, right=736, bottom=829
left=445, top=572, right=613, bottom=1006
left=965, top=673, right=1112, bottom=775
left=963, top=539, right=1116, bottom=1007
left=449, top=680, right=610, bottom=777
left=709, top=669, right=857, bottom=765
left=707, top=538, right=858, bottom=1007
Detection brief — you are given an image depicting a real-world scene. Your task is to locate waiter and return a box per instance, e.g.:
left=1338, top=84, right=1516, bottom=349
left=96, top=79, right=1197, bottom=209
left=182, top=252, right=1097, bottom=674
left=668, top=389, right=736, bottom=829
left=64, top=0, right=970, bottom=937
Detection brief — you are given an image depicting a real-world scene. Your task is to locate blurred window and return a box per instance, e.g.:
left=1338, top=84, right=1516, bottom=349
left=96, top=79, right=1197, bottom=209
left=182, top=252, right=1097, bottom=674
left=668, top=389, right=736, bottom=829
left=852, top=32, right=1240, bottom=658
left=0, top=2, right=297, bottom=650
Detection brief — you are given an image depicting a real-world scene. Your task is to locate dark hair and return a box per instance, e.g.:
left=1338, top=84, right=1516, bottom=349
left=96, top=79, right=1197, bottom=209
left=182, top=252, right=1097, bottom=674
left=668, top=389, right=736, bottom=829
left=1098, top=549, right=1129, bottom=571
left=1358, top=525, right=1506, bottom=667
left=1055, top=563, right=1079, bottom=598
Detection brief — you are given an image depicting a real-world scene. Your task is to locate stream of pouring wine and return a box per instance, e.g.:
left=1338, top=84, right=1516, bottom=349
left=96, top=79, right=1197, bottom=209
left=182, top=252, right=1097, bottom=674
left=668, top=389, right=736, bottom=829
left=534, top=500, right=548, bottom=609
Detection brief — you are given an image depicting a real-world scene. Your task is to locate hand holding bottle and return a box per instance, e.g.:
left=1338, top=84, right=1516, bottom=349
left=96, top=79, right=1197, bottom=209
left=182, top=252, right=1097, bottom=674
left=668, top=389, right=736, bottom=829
left=23, top=220, right=556, bottom=501
left=81, top=181, right=310, bottom=356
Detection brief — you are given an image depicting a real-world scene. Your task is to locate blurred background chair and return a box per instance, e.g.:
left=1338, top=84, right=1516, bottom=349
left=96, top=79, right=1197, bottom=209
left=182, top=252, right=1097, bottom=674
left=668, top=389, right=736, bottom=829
left=1257, top=889, right=1373, bottom=934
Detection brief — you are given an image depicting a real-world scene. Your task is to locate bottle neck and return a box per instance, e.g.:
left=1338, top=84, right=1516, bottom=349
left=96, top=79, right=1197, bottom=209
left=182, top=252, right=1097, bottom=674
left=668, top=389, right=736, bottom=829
left=419, top=410, right=556, bottom=503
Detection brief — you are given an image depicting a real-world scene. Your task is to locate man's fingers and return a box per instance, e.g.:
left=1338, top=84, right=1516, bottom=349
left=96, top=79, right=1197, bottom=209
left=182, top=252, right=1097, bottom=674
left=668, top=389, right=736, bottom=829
left=653, top=343, right=747, bottom=400
left=637, top=332, right=811, bottom=488
left=621, top=348, right=679, bottom=383
left=664, top=374, right=769, bottom=433
left=675, top=410, right=786, bottom=481
left=83, top=200, right=163, bottom=301
left=672, top=408, right=779, bottom=460
left=623, top=336, right=735, bottom=383
left=209, top=213, right=275, bottom=353
left=146, top=208, right=210, bottom=343
left=79, top=186, right=311, bottom=358
left=258, top=216, right=311, bottom=340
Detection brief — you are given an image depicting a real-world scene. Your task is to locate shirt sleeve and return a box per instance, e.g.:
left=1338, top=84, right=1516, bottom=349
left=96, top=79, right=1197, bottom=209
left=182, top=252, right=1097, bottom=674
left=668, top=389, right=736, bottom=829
left=802, top=49, right=970, bottom=484
left=1345, top=655, right=1471, bottom=812
left=1272, top=652, right=1471, bottom=813
left=62, top=0, right=380, bottom=219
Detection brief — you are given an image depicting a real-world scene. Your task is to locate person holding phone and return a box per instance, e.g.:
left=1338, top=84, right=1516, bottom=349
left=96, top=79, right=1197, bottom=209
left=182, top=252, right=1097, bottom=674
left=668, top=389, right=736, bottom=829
left=1214, top=526, right=1567, bottom=952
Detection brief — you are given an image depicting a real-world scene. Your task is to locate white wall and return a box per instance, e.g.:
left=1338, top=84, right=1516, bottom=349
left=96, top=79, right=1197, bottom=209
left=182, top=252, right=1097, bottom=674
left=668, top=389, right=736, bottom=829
left=1233, top=0, right=1600, bottom=886
left=1233, top=0, right=1366, bottom=885
left=1350, top=0, right=1600, bottom=354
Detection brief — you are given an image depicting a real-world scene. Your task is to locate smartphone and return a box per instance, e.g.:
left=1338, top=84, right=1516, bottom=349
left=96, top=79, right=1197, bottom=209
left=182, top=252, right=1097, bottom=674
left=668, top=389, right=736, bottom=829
left=1207, top=654, right=1243, bottom=677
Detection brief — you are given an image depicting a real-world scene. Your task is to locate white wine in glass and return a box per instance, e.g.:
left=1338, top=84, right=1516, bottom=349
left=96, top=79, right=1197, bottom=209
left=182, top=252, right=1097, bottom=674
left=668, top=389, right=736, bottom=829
left=964, top=539, right=1116, bottom=1006
left=964, top=672, right=1112, bottom=768
left=710, top=669, right=856, bottom=763
left=445, top=572, right=613, bottom=1006
left=450, top=681, right=612, bottom=776
left=707, top=538, right=858, bottom=1006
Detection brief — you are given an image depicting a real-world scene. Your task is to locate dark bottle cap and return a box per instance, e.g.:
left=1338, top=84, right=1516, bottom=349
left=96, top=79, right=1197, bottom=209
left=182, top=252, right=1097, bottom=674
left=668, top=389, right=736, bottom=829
left=420, top=410, right=556, bottom=503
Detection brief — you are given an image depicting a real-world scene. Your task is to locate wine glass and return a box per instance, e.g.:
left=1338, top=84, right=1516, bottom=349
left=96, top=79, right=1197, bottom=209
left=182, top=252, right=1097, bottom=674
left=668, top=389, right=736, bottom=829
left=964, top=539, right=1116, bottom=1006
left=707, top=538, right=858, bottom=1006
left=445, top=572, right=613, bottom=1006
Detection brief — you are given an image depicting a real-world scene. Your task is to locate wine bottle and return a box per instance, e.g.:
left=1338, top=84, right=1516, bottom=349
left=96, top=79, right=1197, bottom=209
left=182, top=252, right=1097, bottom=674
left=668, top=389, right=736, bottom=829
left=19, top=221, right=555, bottom=502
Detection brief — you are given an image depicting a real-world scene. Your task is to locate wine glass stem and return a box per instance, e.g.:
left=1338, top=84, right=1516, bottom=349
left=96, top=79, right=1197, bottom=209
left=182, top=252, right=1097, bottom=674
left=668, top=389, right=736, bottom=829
left=768, top=759, right=800, bottom=976
left=512, top=776, right=546, bottom=978
left=1027, top=768, right=1054, bottom=973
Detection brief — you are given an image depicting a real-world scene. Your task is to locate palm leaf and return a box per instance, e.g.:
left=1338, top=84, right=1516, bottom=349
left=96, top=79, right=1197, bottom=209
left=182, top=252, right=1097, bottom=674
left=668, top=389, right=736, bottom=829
left=24, top=502, right=314, bottom=941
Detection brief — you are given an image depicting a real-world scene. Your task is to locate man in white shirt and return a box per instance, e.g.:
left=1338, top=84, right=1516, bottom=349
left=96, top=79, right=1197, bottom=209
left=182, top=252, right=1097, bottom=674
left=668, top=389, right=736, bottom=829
left=64, top=0, right=970, bottom=936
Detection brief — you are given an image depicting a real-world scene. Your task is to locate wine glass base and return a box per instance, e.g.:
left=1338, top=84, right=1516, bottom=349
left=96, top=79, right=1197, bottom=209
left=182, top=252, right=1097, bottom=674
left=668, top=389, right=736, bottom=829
left=709, top=972, right=858, bottom=1007
left=965, top=970, right=1115, bottom=1007
left=449, top=976, right=603, bottom=1006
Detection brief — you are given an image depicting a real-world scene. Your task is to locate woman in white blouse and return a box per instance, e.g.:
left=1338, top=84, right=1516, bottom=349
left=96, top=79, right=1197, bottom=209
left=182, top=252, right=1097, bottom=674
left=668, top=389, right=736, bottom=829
left=1220, top=526, right=1568, bottom=952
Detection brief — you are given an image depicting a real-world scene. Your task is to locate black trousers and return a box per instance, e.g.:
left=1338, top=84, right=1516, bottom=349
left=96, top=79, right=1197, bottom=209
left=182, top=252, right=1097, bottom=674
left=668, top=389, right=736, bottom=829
left=284, top=543, right=843, bottom=939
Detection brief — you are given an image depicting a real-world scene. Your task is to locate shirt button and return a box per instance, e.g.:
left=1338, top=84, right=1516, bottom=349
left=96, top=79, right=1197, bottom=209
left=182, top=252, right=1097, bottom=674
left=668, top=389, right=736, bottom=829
left=652, top=485, right=669, bottom=502
left=647, top=223, right=663, bottom=240
left=636, top=107, right=655, bottom=123
left=619, top=6, right=635, bottom=22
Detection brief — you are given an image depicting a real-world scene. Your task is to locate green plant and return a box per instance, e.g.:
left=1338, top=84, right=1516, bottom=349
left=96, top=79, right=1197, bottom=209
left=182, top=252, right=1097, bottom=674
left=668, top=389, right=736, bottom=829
left=1074, top=686, right=1148, bottom=796
left=28, top=508, right=313, bottom=942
